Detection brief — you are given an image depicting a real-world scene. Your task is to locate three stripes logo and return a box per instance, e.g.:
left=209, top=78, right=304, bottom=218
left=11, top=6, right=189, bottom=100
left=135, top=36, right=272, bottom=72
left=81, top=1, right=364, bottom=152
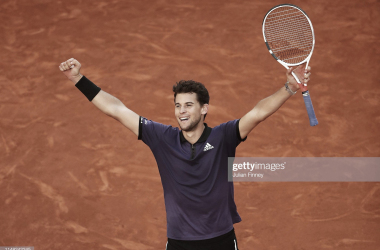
left=203, top=143, right=214, bottom=152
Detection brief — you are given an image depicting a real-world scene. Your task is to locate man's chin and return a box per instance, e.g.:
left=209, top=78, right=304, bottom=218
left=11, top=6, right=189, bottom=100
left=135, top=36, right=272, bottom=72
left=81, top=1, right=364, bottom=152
left=178, top=118, right=202, bottom=132
left=181, top=127, right=191, bottom=132
left=179, top=124, right=189, bottom=131
left=178, top=123, right=193, bottom=132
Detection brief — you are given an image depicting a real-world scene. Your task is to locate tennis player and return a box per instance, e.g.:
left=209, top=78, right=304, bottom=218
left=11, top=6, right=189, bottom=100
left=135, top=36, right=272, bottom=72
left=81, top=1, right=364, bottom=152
left=59, top=58, right=311, bottom=250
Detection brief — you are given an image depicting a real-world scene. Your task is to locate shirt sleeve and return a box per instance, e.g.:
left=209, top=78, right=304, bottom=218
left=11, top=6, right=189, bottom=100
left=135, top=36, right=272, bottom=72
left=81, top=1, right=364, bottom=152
left=138, top=116, right=171, bottom=148
left=222, top=119, right=247, bottom=148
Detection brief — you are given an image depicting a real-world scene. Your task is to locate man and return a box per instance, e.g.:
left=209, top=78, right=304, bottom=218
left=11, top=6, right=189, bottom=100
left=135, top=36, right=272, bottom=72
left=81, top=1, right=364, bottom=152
left=59, top=58, right=311, bottom=250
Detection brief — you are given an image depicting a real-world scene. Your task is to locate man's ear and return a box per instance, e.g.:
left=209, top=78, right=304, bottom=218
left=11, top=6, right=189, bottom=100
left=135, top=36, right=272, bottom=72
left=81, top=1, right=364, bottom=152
left=201, top=104, right=209, bottom=115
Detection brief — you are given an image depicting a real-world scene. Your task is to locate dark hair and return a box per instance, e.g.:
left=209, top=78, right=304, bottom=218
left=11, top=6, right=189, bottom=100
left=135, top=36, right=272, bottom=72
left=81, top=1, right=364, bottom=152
left=173, top=80, right=210, bottom=119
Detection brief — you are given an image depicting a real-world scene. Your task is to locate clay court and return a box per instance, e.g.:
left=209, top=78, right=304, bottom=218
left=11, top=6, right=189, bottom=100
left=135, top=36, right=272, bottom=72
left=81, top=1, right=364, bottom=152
left=0, top=0, right=379, bottom=249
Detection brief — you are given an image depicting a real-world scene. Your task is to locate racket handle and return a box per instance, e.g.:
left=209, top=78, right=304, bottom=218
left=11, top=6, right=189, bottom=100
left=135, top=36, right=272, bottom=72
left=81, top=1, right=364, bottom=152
left=302, top=90, right=318, bottom=126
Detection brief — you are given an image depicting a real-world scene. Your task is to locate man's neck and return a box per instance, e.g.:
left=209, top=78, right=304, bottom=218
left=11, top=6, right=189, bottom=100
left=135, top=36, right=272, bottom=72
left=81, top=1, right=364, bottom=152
left=182, top=123, right=205, bottom=144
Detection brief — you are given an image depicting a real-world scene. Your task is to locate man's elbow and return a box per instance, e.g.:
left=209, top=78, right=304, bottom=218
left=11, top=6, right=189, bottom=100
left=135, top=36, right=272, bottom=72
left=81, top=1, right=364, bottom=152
left=99, top=97, right=123, bottom=120
left=110, top=102, right=126, bottom=121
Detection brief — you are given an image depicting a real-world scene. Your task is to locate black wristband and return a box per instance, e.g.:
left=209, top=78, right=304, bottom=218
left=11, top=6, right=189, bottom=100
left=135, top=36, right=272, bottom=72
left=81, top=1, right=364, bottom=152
left=75, top=76, right=101, bottom=101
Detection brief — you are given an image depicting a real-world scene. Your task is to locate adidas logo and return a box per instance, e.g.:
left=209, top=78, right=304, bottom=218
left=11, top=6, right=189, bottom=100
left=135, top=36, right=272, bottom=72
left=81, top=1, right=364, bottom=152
left=203, top=143, right=214, bottom=152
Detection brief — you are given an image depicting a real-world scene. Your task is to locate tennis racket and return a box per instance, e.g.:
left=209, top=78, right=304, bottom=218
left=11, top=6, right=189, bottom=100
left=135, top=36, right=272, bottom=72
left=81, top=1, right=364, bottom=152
left=262, top=4, right=318, bottom=126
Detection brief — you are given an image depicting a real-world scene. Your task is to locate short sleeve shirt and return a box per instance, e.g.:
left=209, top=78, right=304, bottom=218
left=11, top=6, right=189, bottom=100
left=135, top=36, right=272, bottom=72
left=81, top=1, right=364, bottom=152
left=138, top=117, right=246, bottom=240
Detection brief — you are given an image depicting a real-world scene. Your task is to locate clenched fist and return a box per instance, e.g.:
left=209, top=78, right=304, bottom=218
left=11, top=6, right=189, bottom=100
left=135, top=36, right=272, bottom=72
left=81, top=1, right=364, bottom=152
left=59, top=58, right=83, bottom=84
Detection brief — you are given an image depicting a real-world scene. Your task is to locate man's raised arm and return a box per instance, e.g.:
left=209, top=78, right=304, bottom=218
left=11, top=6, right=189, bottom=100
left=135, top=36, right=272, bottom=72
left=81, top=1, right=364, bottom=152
left=239, top=65, right=311, bottom=139
left=59, top=58, right=140, bottom=136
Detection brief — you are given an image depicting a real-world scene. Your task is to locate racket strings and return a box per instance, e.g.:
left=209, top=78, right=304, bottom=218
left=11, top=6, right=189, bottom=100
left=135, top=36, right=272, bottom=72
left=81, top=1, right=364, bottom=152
left=264, top=7, right=313, bottom=64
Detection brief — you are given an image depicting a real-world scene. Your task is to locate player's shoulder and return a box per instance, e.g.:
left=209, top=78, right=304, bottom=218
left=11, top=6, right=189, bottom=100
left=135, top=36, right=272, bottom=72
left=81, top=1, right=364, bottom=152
left=140, top=116, right=179, bottom=133
left=212, top=119, right=246, bottom=142
left=213, top=119, right=240, bottom=130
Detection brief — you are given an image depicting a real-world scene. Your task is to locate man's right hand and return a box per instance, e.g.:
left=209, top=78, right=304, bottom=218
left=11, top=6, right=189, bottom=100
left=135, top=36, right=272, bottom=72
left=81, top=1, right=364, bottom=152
left=59, top=58, right=83, bottom=84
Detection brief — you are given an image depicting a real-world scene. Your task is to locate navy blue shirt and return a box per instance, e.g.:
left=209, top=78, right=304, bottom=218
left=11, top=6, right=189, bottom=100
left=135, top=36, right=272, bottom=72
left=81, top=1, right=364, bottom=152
left=138, top=117, right=246, bottom=240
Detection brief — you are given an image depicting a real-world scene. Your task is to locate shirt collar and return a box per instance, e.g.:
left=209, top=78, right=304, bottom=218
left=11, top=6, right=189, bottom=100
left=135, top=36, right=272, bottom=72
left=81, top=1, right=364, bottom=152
left=180, top=123, right=212, bottom=144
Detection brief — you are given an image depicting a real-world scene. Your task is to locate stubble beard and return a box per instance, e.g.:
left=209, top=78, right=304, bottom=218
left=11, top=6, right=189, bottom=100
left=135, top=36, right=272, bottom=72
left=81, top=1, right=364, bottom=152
left=179, top=115, right=202, bottom=132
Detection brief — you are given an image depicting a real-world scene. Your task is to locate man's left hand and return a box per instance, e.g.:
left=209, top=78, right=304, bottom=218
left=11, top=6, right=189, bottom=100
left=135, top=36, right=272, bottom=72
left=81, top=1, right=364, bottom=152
left=286, top=64, right=311, bottom=92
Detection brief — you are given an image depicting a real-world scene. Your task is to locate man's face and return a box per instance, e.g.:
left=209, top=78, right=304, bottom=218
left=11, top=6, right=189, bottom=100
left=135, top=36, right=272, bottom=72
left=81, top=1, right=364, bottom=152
left=175, top=93, right=208, bottom=132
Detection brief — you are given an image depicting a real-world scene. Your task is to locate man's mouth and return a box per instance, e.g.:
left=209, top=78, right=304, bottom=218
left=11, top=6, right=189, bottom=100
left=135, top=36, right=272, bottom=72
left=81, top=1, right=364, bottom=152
left=179, top=117, right=189, bottom=121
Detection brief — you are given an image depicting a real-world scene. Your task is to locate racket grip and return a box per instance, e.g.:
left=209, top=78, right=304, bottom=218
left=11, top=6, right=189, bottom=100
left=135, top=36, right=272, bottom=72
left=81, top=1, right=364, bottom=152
left=302, top=90, right=318, bottom=126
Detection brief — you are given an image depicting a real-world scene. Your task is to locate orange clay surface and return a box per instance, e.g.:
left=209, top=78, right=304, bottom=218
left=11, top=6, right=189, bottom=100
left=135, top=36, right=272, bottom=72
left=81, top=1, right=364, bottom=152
left=0, top=0, right=379, bottom=249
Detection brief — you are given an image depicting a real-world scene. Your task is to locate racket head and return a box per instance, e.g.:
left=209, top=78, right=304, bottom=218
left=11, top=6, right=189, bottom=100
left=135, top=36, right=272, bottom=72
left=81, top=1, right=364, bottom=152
left=262, top=4, right=315, bottom=67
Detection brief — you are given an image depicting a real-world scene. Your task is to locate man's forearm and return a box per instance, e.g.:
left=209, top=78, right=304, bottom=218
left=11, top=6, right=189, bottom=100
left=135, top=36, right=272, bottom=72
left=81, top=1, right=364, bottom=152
left=91, top=90, right=125, bottom=118
left=239, top=85, right=294, bottom=138
left=239, top=66, right=311, bottom=138
left=72, top=75, right=121, bottom=117
left=254, top=85, right=293, bottom=122
left=59, top=58, right=140, bottom=136
left=74, top=77, right=140, bottom=135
